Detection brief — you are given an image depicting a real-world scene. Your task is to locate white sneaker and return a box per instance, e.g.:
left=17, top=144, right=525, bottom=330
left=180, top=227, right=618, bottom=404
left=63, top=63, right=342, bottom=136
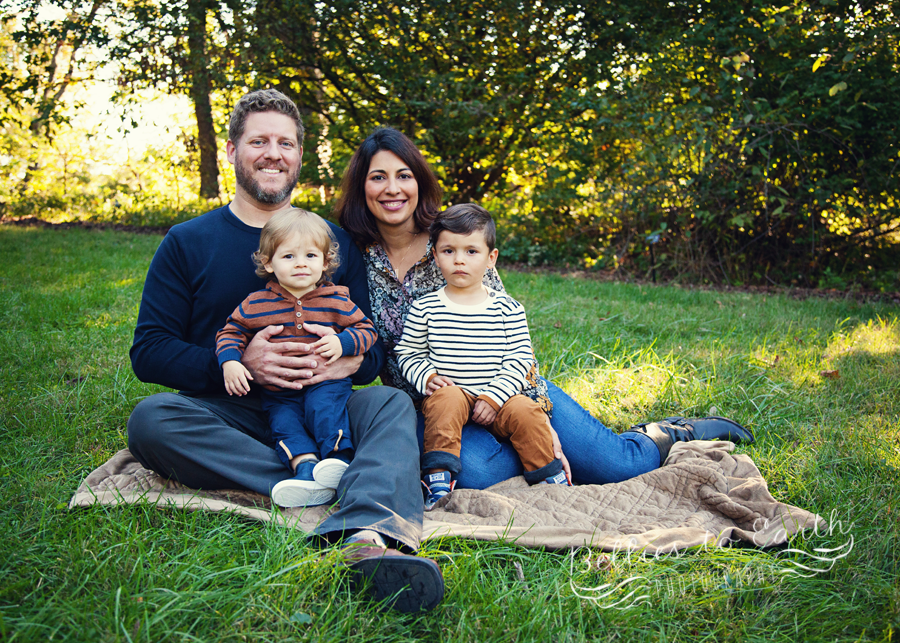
left=271, top=479, right=335, bottom=508
left=271, top=460, right=336, bottom=507
left=313, top=458, right=350, bottom=489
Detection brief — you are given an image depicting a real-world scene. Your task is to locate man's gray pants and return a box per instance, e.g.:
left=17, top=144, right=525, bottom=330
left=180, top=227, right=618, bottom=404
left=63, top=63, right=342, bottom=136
left=127, top=386, right=423, bottom=550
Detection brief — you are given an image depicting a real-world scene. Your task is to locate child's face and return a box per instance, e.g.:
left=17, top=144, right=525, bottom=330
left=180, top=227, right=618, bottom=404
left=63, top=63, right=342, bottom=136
left=434, top=229, right=499, bottom=292
left=264, top=232, right=327, bottom=298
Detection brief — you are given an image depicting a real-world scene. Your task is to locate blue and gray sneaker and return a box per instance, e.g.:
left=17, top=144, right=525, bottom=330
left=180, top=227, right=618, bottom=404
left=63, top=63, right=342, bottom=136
left=540, top=470, right=570, bottom=485
left=422, top=471, right=456, bottom=511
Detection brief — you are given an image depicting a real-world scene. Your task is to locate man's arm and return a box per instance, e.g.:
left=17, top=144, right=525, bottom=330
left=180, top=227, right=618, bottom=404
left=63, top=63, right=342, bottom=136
left=130, top=233, right=222, bottom=391
left=330, top=224, right=385, bottom=384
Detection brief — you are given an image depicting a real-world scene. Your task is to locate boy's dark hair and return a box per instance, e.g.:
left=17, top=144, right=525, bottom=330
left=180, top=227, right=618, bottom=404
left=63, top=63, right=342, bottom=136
left=228, top=89, right=304, bottom=146
left=429, top=203, right=496, bottom=250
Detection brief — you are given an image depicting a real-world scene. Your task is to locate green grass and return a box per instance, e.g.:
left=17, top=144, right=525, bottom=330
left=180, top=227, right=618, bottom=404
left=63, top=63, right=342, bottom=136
left=1, top=226, right=898, bottom=642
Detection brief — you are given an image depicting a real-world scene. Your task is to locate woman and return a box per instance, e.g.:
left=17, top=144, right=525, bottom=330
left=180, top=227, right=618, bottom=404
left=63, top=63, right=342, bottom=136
left=336, top=127, right=753, bottom=489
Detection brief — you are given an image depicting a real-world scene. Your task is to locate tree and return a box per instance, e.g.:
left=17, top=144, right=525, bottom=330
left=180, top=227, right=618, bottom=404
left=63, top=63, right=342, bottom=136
left=1, top=0, right=110, bottom=211
left=251, top=0, right=622, bottom=202
left=4, top=0, right=108, bottom=137
left=110, top=0, right=251, bottom=199
left=587, top=0, right=900, bottom=282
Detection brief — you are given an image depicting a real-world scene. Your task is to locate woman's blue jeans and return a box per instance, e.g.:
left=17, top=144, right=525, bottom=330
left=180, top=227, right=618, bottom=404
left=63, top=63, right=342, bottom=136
left=415, top=380, right=661, bottom=489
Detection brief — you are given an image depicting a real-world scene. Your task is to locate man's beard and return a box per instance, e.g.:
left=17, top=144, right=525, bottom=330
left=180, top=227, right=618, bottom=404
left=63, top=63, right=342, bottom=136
left=234, top=159, right=301, bottom=205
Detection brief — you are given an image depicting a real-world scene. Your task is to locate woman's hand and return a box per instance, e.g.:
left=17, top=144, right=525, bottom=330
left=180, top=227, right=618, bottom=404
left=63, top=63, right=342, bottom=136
left=550, top=427, right=572, bottom=484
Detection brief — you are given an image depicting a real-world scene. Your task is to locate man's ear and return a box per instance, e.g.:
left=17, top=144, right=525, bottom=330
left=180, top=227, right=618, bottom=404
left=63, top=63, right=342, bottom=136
left=226, top=139, right=236, bottom=165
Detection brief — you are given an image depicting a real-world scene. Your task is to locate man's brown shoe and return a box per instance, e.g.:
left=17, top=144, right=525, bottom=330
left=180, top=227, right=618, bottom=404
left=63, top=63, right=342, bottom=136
left=343, top=546, right=444, bottom=613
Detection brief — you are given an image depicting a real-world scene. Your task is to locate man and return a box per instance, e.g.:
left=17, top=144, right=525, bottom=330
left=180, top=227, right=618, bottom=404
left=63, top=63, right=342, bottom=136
left=127, top=89, right=443, bottom=613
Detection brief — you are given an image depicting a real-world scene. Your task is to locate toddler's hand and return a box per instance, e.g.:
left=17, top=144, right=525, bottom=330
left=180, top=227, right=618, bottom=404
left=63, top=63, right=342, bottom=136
left=426, top=374, right=455, bottom=395
left=302, top=321, right=337, bottom=337
left=472, top=399, right=497, bottom=426
left=312, top=335, right=343, bottom=364
left=223, top=360, right=253, bottom=396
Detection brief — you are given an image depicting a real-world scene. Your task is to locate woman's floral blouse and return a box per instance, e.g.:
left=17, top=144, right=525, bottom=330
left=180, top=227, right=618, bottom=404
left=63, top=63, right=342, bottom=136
left=363, top=240, right=551, bottom=415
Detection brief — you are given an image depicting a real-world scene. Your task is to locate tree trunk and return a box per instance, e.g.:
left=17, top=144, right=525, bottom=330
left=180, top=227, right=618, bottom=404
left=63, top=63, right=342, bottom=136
left=186, top=0, right=219, bottom=200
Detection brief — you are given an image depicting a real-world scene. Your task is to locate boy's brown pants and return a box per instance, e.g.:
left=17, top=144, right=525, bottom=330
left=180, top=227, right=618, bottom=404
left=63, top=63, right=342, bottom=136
left=421, top=386, right=555, bottom=472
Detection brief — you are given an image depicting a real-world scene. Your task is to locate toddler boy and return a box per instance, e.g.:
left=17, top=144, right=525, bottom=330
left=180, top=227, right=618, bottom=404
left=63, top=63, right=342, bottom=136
left=394, top=203, right=569, bottom=510
left=215, top=209, right=378, bottom=507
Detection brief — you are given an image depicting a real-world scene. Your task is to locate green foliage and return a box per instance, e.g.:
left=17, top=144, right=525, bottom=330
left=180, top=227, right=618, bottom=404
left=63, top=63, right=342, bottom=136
left=108, top=0, right=255, bottom=199
left=2, top=0, right=109, bottom=135
left=0, top=108, right=211, bottom=224
left=249, top=0, right=900, bottom=285
left=2, top=0, right=899, bottom=287
left=588, top=0, right=900, bottom=286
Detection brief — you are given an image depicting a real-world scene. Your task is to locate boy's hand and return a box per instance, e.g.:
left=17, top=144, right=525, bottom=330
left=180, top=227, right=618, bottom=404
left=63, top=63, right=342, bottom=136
left=426, top=374, right=455, bottom=395
left=312, top=334, right=343, bottom=365
left=223, top=360, right=253, bottom=396
left=471, top=400, right=497, bottom=426
left=302, top=322, right=336, bottom=337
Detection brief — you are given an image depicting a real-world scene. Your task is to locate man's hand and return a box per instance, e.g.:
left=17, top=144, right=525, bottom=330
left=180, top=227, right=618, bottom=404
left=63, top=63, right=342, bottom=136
left=243, top=323, right=363, bottom=390
left=242, top=325, right=319, bottom=390
left=301, top=353, right=364, bottom=386
left=426, top=374, right=455, bottom=395
left=312, top=334, right=343, bottom=365
left=471, top=399, right=497, bottom=426
left=295, top=321, right=362, bottom=386
left=301, top=322, right=336, bottom=338
left=223, top=360, right=253, bottom=396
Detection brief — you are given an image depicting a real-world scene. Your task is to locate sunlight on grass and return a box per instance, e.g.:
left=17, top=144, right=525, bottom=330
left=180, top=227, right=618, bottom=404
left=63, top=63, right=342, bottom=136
left=567, top=364, right=667, bottom=413
left=825, top=316, right=900, bottom=359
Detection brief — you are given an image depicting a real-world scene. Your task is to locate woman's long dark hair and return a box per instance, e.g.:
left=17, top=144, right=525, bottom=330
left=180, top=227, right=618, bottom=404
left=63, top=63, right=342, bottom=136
left=336, top=127, right=443, bottom=248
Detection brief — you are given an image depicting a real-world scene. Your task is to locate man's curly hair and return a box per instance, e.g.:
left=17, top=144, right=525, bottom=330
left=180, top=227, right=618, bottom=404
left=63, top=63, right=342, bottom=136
left=228, top=89, right=304, bottom=145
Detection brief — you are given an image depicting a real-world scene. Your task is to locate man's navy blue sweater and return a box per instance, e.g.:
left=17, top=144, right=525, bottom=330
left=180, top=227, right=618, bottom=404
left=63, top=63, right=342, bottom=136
left=130, top=205, right=385, bottom=395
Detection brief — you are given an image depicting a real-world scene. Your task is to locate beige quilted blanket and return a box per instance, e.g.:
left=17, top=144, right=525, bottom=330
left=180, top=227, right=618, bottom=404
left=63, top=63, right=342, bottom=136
left=70, top=441, right=823, bottom=553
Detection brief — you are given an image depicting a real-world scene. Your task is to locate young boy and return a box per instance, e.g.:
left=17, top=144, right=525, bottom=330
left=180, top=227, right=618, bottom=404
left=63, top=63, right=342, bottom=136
left=215, top=209, right=378, bottom=508
left=394, top=203, right=569, bottom=510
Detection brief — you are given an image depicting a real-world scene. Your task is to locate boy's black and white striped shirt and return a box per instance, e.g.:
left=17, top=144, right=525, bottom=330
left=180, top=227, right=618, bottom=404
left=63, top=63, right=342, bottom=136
left=395, top=287, right=536, bottom=409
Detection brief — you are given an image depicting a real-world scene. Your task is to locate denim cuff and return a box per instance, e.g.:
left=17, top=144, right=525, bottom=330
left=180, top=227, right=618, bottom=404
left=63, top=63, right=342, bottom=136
left=422, top=450, right=462, bottom=476
left=523, top=458, right=563, bottom=485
